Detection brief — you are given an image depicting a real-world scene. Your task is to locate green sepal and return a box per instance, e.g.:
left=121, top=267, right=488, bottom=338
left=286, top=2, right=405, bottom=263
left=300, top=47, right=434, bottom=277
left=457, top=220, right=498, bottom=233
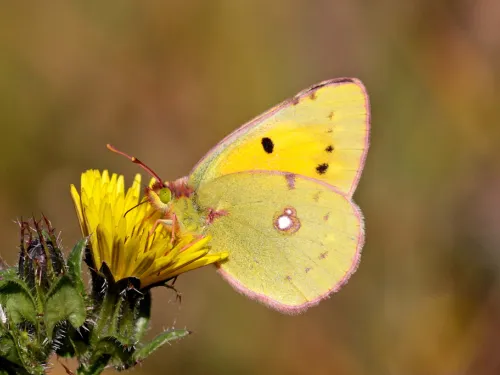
left=133, top=290, right=151, bottom=342
left=132, top=329, right=190, bottom=364
left=85, top=247, right=105, bottom=304
left=44, top=276, right=86, bottom=337
left=93, top=274, right=147, bottom=345
left=67, top=238, right=88, bottom=296
left=115, top=279, right=146, bottom=346
left=80, top=336, right=128, bottom=373
left=0, top=269, right=37, bottom=324
left=114, top=296, right=136, bottom=347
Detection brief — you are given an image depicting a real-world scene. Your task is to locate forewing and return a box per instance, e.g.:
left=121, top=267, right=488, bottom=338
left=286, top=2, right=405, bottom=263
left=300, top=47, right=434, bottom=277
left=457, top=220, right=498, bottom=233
left=190, top=78, right=370, bottom=197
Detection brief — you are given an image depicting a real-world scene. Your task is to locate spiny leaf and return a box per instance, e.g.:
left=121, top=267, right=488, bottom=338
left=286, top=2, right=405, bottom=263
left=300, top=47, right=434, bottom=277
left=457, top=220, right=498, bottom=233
left=44, top=276, right=86, bottom=338
left=66, top=238, right=88, bottom=296
left=133, top=329, right=190, bottom=363
left=0, top=271, right=37, bottom=324
left=80, top=336, right=131, bottom=372
left=133, top=291, right=151, bottom=342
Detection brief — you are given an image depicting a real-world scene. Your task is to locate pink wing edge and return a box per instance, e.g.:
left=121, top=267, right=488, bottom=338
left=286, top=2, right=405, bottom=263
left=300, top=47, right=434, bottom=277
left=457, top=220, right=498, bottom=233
left=212, top=171, right=366, bottom=315
left=190, top=77, right=371, bottom=199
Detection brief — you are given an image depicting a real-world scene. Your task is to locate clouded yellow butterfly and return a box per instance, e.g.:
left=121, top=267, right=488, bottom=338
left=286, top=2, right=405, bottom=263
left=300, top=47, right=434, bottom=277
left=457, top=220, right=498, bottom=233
left=111, top=77, right=369, bottom=314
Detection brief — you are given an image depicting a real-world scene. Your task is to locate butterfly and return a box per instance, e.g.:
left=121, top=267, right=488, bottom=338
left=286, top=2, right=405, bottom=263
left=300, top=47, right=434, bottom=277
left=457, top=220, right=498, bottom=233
left=110, top=77, right=370, bottom=314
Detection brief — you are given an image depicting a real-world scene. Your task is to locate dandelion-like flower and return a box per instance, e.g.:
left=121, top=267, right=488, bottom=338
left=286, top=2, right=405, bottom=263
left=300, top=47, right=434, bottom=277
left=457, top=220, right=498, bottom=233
left=70, top=169, right=227, bottom=289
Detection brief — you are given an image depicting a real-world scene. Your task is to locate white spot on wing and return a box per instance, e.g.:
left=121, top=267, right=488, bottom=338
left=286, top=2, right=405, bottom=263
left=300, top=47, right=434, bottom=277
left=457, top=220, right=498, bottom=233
left=277, top=215, right=293, bottom=230
left=273, top=206, right=301, bottom=234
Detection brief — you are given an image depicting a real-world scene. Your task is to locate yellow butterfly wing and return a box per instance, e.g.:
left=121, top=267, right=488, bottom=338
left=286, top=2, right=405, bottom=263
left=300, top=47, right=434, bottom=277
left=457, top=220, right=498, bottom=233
left=189, top=171, right=364, bottom=313
left=189, top=78, right=370, bottom=197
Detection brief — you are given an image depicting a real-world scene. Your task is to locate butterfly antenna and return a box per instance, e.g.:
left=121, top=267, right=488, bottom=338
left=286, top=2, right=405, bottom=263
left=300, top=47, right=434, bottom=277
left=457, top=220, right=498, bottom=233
left=107, top=144, right=164, bottom=183
left=124, top=199, right=148, bottom=217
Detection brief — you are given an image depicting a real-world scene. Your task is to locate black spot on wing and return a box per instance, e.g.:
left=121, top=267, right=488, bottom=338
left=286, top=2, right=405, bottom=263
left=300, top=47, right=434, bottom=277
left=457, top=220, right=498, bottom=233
left=325, top=145, right=334, bottom=153
left=316, top=163, right=329, bottom=175
left=261, top=137, right=274, bottom=153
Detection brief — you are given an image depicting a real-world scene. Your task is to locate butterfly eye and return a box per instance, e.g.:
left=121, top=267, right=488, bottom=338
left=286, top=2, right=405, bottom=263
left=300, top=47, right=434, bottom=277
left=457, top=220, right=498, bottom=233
left=158, top=188, right=172, bottom=205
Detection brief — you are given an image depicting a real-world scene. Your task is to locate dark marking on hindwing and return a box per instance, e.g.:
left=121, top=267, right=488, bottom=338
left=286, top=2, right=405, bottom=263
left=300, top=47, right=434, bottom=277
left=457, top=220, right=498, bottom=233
left=285, top=173, right=296, bottom=189
left=328, top=111, right=334, bottom=120
left=309, top=91, right=317, bottom=100
left=319, top=251, right=329, bottom=259
left=325, top=145, right=334, bottom=153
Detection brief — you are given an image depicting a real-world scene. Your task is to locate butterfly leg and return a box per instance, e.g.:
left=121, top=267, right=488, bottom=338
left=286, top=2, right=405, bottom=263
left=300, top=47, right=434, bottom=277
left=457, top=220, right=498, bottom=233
left=149, top=214, right=178, bottom=243
left=167, top=212, right=179, bottom=243
left=165, top=276, right=182, bottom=303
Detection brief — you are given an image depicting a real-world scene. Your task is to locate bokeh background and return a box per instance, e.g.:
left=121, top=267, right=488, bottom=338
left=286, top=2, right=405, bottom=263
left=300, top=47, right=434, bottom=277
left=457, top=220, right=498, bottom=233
left=1, top=1, right=500, bottom=374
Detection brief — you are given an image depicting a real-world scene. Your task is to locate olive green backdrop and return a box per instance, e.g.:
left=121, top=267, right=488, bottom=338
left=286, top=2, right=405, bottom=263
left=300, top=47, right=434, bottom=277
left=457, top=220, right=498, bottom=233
left=1, top=1, right=499, bottom=374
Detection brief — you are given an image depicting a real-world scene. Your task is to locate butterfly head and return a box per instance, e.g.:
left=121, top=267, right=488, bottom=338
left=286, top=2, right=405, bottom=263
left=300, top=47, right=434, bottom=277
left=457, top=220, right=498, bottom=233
left=144, top=176, right=194, bottom=215
left=107, top=144, right=195, bottom=215
left=145, top=180, right=172, bottom=214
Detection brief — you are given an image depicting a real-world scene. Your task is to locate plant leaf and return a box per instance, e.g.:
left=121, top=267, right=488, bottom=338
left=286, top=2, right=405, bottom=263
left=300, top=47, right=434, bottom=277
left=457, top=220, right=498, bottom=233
left=66, top=238, right=88, bottom=296
left=44, top=276, right=86, bottom=337
left=0, top=270, right=37, bottom=325
left=133, top=329, right=190, bottom=363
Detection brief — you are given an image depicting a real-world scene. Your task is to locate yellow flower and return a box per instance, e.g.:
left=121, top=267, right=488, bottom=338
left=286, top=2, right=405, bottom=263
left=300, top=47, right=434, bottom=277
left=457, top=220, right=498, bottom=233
left=70, top=170, right=227, bottom=289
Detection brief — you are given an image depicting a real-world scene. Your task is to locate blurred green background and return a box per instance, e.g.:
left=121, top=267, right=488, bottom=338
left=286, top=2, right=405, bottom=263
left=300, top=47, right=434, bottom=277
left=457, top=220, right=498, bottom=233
left=1, top=1, right=500, bottom=374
